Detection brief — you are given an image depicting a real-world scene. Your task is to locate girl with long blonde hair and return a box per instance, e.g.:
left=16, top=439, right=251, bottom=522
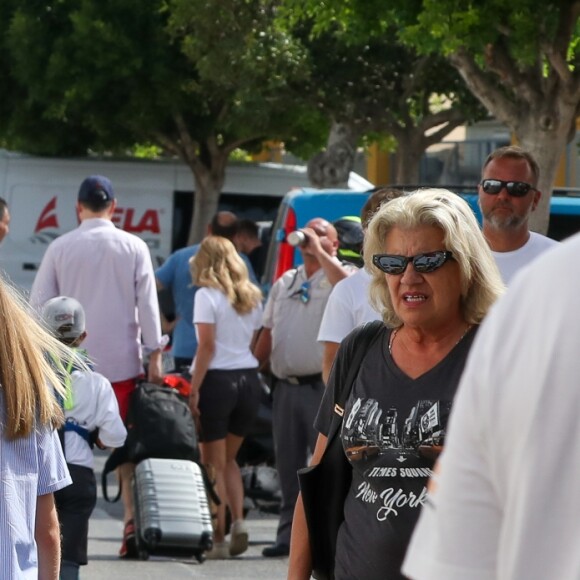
left=0, top=277, right=74, bottom=577
left=189, top=236, right=263, bottom=559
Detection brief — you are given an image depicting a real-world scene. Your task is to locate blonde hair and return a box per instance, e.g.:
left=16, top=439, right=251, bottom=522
left=0, top=277, right=75, bottom=439
left=190, top=236, right=262, bottom=314
left=364, top=188, right=505, bottom=327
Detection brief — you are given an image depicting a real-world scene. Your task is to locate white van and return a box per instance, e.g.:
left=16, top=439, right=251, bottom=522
left=0, top=150, right=372, bottom=291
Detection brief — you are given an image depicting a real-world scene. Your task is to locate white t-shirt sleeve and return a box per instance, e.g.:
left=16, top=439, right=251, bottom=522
left=317, top=280, right=353, bottom=343
left=92, top=373, right=128, bottom=449
left=403, top=331, right=501, bottom=580
left=193, top=287, right=217, bottom=325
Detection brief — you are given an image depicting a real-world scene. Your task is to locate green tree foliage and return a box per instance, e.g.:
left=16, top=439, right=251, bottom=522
left=401, top=0, right=580, bottom=232
left=286, top=0, right=580, bottom=232
left=0, top=0, right=316, bottom=242
left=279, top=7, right=485, bottom=184
left=300, top=24, right=485, bottom=183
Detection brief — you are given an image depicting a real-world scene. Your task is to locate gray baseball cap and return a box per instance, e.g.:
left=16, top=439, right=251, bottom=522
left=42, top=296, right=86, bottom=339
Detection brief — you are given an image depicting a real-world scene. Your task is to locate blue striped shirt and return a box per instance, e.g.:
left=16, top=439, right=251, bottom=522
left=1, top=396, right=71, bottom=579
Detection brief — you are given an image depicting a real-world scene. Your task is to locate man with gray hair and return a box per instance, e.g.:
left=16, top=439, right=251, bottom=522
left=478, top=145, right=558, bottom=285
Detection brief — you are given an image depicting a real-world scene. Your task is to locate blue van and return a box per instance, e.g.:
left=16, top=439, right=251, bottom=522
left=262, top=186, right=580, bottom=293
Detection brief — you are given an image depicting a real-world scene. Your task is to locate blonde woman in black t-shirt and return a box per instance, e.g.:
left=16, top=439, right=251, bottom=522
left=289, top=189, right=505, bottom=580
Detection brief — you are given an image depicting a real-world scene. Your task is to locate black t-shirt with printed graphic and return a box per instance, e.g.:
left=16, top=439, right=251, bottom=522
left=315, top=324, right=477, bottom=580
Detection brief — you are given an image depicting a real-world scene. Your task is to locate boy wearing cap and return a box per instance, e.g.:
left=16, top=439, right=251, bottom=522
left=30, top=175, right=165, bottom=558
left=42, top=296, right=127, bottom=580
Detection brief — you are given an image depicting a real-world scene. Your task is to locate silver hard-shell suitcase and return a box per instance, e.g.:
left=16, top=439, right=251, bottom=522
left=133, top=457, right=213, bottom=561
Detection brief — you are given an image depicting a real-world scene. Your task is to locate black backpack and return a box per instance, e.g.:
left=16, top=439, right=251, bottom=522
left=125, top=381, right=199, bottom=464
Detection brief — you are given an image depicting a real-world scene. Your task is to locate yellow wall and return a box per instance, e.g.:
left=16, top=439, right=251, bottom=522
left=252, top=141, right=283, bottom=163
left=366, top=143, right=390, bottom=186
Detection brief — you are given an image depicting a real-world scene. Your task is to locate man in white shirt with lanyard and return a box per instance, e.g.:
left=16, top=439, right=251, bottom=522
left=254, top=217, right=352, bottom=558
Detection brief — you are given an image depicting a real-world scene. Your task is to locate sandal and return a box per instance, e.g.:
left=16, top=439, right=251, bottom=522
left=119, top=519, right=138, bottom=559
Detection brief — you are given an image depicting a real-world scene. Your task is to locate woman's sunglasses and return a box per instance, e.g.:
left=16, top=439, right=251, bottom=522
left=372, top=251, right=453, bottom=275
left=480, top=179, right=535, bottom=197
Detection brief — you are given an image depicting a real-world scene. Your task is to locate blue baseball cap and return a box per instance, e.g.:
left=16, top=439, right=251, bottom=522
left=78, top=175, right=115, bottom=202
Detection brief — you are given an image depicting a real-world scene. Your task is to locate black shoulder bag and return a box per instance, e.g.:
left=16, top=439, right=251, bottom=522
left=297, top=320, right=383, bottom=580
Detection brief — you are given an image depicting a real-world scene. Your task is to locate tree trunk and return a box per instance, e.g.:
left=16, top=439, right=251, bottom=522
left=307, top=121, right=358, bottom=188
left=448, top=48, right=580, bottom=235
left=516, top=115, right=575, bottom=234
left=392, top=134, right=423, bottom=185
left=185, top=149, right=229, bottom=245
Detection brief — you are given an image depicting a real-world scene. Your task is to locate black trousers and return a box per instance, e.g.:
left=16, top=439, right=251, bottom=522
left=54, top=464, right=97, bottom=565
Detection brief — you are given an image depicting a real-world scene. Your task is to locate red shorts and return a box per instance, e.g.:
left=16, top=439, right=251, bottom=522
left=111, top=377, right=138, bottom=422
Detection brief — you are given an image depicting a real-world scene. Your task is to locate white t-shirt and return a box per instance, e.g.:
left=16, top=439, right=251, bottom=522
left=402, top=232, right=580, bottom=580
left=492, top=231, right=558, bottom=285
left=317, top=268, right=381, bottom=344
left=193, top=287, right=262, bottom=370
left=63, top=368, right=127, bottom=469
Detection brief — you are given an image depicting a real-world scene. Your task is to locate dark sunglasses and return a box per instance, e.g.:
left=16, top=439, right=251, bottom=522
left=480, top=179, right=535, bottom=197
left=373, top=251, right=453, bottom=275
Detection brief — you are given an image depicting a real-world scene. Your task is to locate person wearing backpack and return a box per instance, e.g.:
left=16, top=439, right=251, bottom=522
left=41, top=296, right=127, bottom=580
left=188, top=236, right=263, bottom=559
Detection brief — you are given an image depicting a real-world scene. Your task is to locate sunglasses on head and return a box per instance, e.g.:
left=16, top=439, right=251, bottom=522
left=372, top=251, right=453, bottom=275
left=480, top=179, right=535, bottom=197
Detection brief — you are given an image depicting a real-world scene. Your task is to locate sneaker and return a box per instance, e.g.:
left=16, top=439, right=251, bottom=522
left=229, top=519, right=249, bottom=556
left=119, top=519, right=138, bottom=559
left=262, top=543, right=290, bottom=558
left=206, top=541, right=230, bottom=560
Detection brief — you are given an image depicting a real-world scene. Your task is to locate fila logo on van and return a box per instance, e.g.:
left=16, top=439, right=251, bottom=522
left=31, top=196, right=162, bottom=243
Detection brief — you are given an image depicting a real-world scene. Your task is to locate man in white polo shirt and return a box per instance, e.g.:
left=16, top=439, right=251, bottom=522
left=30, top=175, right=164, bottom=559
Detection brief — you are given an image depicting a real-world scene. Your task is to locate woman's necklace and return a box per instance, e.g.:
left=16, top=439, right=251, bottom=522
left=388, top=327, right=399, bottom=355
left=388, top=324, right=472, bottom=356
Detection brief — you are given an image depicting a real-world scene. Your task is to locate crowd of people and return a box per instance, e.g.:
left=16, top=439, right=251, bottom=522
left=1, top=144, right=577, bottom=579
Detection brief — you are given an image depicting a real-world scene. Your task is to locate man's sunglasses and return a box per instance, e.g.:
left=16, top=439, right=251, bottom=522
left=480, top=179, right=535, bottom=197
left=372, top=251, right=453, bottom=275
left=290, top=281, right=311, bottom=304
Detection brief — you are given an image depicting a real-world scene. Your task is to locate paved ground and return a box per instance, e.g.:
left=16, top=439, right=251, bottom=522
left=83, top=451, right=289, bottom=579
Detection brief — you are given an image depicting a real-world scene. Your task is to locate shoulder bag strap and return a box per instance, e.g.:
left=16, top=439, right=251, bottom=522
left=326, top=320, right=384, bottom=442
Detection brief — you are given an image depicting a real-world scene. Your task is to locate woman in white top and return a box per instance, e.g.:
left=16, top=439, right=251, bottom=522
left=189, top=236, right=263, bottom=559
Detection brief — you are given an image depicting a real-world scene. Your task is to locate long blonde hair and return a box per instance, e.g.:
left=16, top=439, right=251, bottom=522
left=190, top=236, right=262, bottom=314
left=0, top=277, right=73, bottom=438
